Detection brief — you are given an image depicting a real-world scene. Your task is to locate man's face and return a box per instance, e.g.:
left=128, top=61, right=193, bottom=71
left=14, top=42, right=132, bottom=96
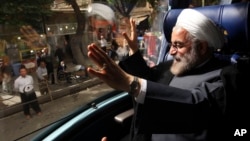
left=20, top=68, right=27, bottom=77
left=169, top=27, right=201, bottom=76
left=40, top=62, right=46, bottom=68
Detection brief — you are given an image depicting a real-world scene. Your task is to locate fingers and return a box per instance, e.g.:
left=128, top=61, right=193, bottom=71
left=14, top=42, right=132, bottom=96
left=122, top=18, right=138, bottom=53
left=122, top=32, right=130, bottom=44
left=21, top=25, right=39, bottom=36
left=88, top=44, right=111, bottom=67
left=20, top=25, right=40, bottom=43
left=122, top=18, right=136, bottom=39
left=130, top=18, right=137, bottom=38
left=87, top=67, right=105, bottom=79
left=101, top=137, right=107, bottom=141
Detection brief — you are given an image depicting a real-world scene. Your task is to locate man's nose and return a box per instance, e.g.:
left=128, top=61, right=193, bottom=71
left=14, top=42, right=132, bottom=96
left=169, top=47, right=177, bottom=55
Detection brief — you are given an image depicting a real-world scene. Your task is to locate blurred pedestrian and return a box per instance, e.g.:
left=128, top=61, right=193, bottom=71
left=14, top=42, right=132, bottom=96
left=14, top=65, right=42, bottom=119
left=55, top=45, right=65, bottom=67
left=1, top=57, right=13, bottom=93
left=36, top=51, right=43, bottom=67
left=108, top=39, right=119, bottom=60
left=41, top=48, right=55, bottom=84
left=36, top=61, right=49, bottom=95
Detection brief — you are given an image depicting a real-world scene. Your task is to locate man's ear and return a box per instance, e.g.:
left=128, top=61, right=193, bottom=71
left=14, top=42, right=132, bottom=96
left=200, top=41, right=209, bottom=55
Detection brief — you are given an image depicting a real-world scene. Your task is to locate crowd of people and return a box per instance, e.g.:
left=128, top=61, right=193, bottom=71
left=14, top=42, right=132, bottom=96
left=0, top=34, right=80, bottom=119
left=0, top=57, right=13, bottom=94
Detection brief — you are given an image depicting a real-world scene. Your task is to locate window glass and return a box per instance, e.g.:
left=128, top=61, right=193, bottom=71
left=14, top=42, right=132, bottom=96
left=0, top=0, right=231, bottom=140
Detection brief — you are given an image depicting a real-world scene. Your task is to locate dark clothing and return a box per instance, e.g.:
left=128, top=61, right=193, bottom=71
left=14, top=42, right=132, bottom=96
left=40, top=55, right=55, bottom=84
left=19, top=92, right=41, bottom=115
left=57, top=64, right=67, bottom=74
left=55, top=48, right=65, bottom=75
left=38, top=79, right=49, bottom=95
left=169, top=0, right=191, bottom=9
left=36, top=56, right=42, bottom=67
left=1, top=64, right=13, bottom=76
left=54, top=48, right=64, bottom=63
left=220, top=61, right=250, bottom=136
left=119, top=51, right=233, bottom=141
left=108, top=49, right=118, bottom=60
left=66, top=44, right=73, bottom=59
left=57, top=65, right=72, bottom=83
left=101, top=46, right=107, bottom=53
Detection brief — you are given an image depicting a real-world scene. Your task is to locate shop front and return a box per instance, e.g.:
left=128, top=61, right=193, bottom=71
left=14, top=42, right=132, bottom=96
left=0, top=35, right=48, bottom=76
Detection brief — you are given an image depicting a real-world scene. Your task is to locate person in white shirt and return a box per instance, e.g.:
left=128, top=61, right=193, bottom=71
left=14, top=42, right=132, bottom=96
left=14, top=65, right=42, bottom=119
left=36, top=60, right=48, bottom=81
left=36, top=61, right=49, bottom=95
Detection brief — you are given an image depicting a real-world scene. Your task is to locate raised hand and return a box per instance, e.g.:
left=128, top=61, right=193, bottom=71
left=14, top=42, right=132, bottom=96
left=122, top=18, right=138, bottom=55
left=87, top=43, right=133, bottom=92
left=20, top=25, right=46, bottom=48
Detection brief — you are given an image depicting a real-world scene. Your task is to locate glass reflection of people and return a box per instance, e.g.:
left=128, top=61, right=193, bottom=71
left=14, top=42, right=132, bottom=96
left=99, top=35, right=108, bottom=53
left=88, top=9, right=234, bottom=141
left=14, top=65, right=42, bottom=119
left=108, top=39, right=119, bottom=61
left=1, top=57, right=13, bottom=93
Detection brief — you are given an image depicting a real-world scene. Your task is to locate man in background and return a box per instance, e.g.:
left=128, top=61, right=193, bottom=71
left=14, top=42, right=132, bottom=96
left=36, top=60, right=49, bottom=95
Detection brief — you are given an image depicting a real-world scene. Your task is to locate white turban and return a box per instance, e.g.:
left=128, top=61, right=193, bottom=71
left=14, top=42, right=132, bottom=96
left=175, top=9, right=225, bottom=49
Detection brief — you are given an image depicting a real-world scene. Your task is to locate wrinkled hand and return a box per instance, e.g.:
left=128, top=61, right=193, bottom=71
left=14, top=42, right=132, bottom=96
left=122, top=18, right=138, bottom=55
left=20, top=25, right=46, bottom=47
left=87, top=43, right=133, bottom=92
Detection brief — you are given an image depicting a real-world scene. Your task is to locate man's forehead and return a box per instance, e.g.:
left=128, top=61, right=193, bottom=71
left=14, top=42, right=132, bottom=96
left=171, top=27, right=188, bottom=41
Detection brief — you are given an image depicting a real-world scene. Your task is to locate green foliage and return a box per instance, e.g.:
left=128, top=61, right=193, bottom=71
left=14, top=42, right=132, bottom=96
left=107, top=0, right=135, bottom=4
left=0, top=0, right=54, bottom=30
left=107, top=0, right=139, bottom=17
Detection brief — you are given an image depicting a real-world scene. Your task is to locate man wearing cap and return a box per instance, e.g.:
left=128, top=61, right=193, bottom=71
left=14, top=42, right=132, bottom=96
left=88, top=9, right=231, bottom=141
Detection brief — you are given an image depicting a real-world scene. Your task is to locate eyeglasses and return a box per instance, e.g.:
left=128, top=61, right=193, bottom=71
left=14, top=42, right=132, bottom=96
left=169, top=41, right=190, bottom=50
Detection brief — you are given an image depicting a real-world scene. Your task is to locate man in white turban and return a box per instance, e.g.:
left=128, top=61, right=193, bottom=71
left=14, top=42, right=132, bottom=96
left=87, top=8, right=232, bottom=141
left=175, top=9, right=225, bottom=50
left=169, top=9, right=226, bottom=76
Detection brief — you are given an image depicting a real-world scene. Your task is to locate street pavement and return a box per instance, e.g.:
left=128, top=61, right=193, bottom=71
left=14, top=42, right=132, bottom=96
left=0, top=55, right=116, bottom=141
left=0, top=82, right=114, bottom=141
left=0, top=65, right=104, bottom=118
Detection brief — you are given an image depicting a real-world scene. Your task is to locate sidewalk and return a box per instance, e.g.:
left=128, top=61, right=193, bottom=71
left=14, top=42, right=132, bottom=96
left=0, top=70, right=103, bottom=118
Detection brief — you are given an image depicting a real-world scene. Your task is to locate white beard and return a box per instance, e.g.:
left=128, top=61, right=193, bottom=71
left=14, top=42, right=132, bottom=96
left=170, top=47, right=200, bottom=76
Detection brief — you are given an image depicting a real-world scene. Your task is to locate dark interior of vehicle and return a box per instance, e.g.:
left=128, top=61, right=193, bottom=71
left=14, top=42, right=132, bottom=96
left=32, top=2, right=249, bottom=141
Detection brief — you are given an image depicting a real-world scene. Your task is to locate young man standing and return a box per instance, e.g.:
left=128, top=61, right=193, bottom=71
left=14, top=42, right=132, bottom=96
left=14, top=65, right=42, bottom=119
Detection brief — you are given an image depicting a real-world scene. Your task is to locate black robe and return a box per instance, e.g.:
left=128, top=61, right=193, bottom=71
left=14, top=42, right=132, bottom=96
left=119, top=51, right=248, bottom=141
